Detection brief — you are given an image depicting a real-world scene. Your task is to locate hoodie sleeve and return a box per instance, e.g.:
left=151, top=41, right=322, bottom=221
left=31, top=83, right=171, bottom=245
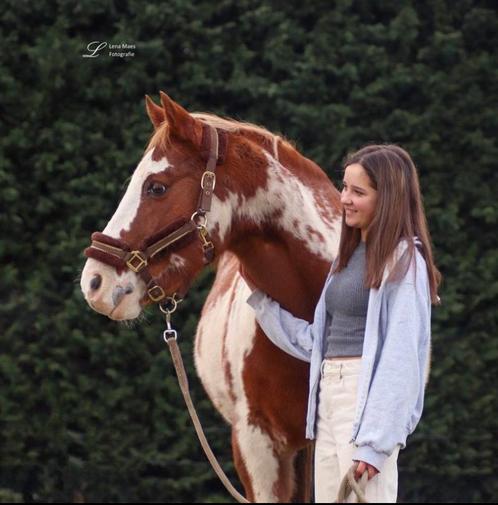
left=246, top=289, right=315, bottom=362
left=352, top=256, right=432, bottom=471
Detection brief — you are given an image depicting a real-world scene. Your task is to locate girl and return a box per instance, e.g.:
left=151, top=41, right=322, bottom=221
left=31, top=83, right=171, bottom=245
left=245, top=144, right=441, bottom=502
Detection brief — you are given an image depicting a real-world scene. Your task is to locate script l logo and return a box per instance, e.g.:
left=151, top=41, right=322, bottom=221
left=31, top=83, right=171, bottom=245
left=82, top=41, right=107, bottom=58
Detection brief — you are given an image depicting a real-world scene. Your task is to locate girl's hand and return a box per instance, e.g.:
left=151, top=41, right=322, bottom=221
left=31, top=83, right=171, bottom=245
left=354, top=460, right=379, bottom=481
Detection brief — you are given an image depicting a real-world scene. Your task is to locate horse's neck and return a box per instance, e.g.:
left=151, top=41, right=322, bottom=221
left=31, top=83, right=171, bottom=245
left=226, top=149, right=342, bottom=321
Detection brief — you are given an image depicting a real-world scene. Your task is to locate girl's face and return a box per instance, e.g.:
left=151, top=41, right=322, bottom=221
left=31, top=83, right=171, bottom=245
left=341, top=163, right=378, bottom=241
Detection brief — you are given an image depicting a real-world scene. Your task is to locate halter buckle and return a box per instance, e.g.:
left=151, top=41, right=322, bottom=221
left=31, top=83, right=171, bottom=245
left=201, top=171, right=216, bottom=190
left=126, top=251, right=148, bottom=272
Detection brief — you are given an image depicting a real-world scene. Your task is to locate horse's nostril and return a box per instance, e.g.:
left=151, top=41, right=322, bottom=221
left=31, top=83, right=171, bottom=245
left=90, top=274, right=102, bottom=291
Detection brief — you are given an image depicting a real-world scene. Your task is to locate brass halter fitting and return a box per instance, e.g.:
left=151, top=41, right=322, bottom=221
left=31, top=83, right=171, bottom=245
left=126, top=251, right=148, bottom=273
left=147, top=284, right=166, bottom=302
left=198, top=225, right=214, bottom=253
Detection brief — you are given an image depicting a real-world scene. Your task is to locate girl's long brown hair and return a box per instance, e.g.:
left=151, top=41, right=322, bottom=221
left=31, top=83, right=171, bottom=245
left=332, top=144, right=442, bottom=305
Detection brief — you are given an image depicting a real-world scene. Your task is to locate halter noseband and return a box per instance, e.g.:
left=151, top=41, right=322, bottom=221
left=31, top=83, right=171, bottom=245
left=84, top=124, right=227, bottom=304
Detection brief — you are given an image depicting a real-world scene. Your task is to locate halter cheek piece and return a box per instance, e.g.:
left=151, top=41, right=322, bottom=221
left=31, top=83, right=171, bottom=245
left=84, top=125, right=227, bottom=305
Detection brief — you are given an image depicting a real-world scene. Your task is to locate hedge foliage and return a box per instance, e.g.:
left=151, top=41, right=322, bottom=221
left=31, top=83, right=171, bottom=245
left=1, top=0, right=497, bottom=502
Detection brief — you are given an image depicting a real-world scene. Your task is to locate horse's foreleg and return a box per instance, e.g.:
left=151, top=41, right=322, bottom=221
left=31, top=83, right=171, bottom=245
left=232, top=421, right=296, bottom=503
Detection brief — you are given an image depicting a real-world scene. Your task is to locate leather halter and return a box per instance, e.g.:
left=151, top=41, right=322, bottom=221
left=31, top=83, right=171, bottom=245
left=84, top=124, right=227, bottom=304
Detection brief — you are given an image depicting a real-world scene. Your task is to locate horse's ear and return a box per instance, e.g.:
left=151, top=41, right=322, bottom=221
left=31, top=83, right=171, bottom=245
left=145, top=95, right=165, bottom=129
left=159, top=91, right=202, bottom=146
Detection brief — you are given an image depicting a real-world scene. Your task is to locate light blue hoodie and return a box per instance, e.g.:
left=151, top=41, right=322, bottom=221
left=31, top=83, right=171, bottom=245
left=246, top=237, right=432, bottom=471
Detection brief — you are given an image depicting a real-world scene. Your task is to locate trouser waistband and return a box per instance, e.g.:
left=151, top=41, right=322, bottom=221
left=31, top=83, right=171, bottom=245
left=320, top=357, right=361, bottom=378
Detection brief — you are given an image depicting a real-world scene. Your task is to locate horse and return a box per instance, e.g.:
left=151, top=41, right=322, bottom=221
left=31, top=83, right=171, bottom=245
left=80, top=91, right=342, bottom=502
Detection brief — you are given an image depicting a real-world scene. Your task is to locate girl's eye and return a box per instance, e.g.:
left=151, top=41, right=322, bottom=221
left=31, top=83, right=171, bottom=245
left=342, top=183, right=363, bottom=195
left=147, top=182, right=167, bottom=196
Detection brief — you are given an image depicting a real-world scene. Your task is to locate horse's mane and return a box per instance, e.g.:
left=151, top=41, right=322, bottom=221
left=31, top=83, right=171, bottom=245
left=146, top=112, right=294, bottom=157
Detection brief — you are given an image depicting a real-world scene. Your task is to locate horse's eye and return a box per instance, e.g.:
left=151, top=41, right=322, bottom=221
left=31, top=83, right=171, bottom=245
left=147, top=182, right=167, bottom=196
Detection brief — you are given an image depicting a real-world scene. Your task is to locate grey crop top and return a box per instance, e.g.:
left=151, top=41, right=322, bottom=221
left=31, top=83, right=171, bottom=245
left=324, top=241, right=370, bottom=358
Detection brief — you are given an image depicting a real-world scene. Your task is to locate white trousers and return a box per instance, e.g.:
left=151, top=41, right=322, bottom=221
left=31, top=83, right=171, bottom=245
left=314, top=358, right=400, bottom=503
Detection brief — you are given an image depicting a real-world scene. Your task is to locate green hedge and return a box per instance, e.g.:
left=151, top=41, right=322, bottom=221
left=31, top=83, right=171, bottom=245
left=1, top=0, right=496, bottom=502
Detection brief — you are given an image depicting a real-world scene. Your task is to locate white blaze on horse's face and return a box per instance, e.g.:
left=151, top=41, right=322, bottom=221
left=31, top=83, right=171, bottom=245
left=80, top=149, right=171, bottom=320
left=104, top=149, right=171, bottom=237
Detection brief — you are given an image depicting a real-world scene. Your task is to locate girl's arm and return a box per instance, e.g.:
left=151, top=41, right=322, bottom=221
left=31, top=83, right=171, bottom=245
left=353, top=265, right=432, bottom=471
left=246, top=289, right=314, bottom=362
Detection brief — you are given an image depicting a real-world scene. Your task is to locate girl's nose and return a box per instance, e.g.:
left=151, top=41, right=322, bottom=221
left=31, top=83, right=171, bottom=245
left=340, top=191, right=351, bottom=205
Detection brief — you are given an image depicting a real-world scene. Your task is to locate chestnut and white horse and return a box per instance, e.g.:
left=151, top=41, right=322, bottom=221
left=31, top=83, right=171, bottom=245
left=80, top=92, right=342, bottom=502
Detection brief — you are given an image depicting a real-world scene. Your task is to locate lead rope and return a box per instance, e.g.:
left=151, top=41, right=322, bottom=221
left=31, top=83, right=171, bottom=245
left=161, top=299, right=250, bottom=504
left=335, top=462, right=369, bottom=503
left=161, top=298, right=365, bottom=504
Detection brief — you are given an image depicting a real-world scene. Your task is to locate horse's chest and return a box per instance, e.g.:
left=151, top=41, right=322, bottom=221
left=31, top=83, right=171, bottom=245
left=194, top=277, right=257, bottom=425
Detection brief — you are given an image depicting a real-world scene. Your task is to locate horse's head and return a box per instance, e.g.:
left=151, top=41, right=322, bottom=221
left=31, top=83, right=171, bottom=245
left=80, top=92, right=236, bottom=320
left=81, top=92, right=340, bottom=321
